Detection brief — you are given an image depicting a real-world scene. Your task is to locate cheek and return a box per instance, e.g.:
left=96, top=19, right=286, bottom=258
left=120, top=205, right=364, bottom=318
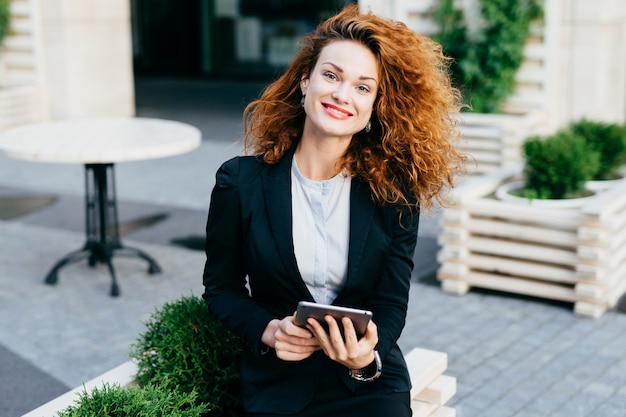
left=358, top=99, right=376, bottom=119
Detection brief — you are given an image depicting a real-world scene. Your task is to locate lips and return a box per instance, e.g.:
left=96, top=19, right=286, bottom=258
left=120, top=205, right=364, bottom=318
left=322, top=103, right=353, bottom=119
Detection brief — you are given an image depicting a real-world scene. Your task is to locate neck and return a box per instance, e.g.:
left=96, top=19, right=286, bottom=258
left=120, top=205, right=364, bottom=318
left=294, top=137, right=349, bottom=181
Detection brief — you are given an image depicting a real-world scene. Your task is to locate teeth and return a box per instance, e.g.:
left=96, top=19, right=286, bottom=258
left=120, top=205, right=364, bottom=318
left=325, top=104, right=350, bottom=117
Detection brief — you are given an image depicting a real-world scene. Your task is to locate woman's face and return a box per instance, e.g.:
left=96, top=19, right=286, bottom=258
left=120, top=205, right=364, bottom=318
left=300, top=40, right=378, bottom=142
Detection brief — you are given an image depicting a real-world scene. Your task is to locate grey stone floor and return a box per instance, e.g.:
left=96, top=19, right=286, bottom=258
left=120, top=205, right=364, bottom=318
left=1, top=78, right=626, bottom=417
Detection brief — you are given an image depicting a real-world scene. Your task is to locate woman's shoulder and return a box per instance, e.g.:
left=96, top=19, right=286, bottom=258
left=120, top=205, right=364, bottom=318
left=219, top=154, right=265, bottom=171
left=216, top=155, right=267, bottom=186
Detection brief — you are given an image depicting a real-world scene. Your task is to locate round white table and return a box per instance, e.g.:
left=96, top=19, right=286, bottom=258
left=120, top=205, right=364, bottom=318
left=0, top=117, right=202, bottom=296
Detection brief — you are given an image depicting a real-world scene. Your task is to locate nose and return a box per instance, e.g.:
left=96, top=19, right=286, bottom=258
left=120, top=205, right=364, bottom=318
left=332, top=83, right=350, bottom=103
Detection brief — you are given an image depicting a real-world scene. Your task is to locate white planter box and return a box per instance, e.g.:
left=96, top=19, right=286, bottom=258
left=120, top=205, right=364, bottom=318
left=456, top=111, right=547, bottom=176
left=438, top=166, right=626, bottom=318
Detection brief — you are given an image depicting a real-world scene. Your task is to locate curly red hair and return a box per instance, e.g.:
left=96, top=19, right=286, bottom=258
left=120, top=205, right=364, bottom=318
left=243, top=4, right=467, bottom=211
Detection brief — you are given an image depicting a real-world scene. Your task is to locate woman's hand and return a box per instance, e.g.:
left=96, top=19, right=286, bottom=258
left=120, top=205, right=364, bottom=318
left=261, top=313, right=321, bottom=361
left=307, top=315, right=378, bottom=369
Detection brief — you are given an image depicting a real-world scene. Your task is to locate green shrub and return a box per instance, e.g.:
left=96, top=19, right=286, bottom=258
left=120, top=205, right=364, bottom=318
left=434, top=0, right=543, bottom=113
left=522, top=131, right=600, bottom=199
left=569, top=119, right=626, bottom=180
left=56, top=382, right=209, bottom=417
left=129, top=295, right=243, bottom=416
left=0, top=0, right=9, bottom=47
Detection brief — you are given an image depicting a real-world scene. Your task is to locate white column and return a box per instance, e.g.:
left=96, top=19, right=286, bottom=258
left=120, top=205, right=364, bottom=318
left=36, top=0, right=135, bottom=120
left=557, top=0, right=626, bottom=125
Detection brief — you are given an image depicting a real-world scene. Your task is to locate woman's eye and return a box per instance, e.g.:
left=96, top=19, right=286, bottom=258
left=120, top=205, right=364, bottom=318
left=358, top=85, right=371, bottom=93
left=324, top=72, right=337, bottom=81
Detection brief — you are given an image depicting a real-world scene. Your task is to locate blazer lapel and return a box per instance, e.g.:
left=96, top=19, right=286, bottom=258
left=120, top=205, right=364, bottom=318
left=334, top=177, right=376, bottom=304
left=261, top=149, right=312, bottom=299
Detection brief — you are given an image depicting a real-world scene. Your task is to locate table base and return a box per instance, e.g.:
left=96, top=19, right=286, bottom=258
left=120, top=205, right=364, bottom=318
left=44, top=163, right=161, bottom=296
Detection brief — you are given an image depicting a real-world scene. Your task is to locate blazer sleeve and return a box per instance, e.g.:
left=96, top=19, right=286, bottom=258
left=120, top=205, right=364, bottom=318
left=202, top=157, right=275, bottom=356
left=369, top=204, right=420, bottom=360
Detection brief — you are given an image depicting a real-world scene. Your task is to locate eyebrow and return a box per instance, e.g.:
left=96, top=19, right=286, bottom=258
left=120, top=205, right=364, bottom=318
left=321, top=62, right=378, bottom=83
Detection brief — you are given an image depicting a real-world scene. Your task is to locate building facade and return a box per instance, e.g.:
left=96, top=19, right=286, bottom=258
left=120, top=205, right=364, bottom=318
left=1, top=0, right=625, bottom=129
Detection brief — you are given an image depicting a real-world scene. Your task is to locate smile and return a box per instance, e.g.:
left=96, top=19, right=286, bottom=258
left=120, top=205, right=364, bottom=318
left=322, top=103, right=353, bottom=119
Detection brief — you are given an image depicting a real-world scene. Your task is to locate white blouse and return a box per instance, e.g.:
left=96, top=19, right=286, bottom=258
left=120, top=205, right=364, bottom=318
left=291, top=157, right=351, bottom=304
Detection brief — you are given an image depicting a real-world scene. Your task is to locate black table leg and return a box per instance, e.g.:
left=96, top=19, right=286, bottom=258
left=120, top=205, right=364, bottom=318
left=44, top=163, right=161, bottom=296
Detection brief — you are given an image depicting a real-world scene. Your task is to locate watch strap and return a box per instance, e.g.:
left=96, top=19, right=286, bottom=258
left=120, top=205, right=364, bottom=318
left=348, top=350, right=382, bottom=382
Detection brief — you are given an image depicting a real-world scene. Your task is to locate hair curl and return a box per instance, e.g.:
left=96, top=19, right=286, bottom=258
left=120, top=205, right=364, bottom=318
left=243, top=4, right=467, bottom=211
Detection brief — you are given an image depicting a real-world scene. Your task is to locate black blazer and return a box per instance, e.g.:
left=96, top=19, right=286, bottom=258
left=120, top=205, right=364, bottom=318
left=202, top=147, right=420, bottom=414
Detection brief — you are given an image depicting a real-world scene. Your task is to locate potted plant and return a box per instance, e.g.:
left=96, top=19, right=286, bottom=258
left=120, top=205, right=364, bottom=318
left=494, top=129, right=600, bottom=208
left=129, top=295, right=244, bottom=417
left=431, top=0, right=548, bottom=175
left=568, top=119, right=626, bottom=189
left=56, top=382, right=209, bottom=417
left=511, top=130, right=600, bottom=199
left=437, top=127, right=626, bottom=317
left=434, top=0, right=543, bottom=114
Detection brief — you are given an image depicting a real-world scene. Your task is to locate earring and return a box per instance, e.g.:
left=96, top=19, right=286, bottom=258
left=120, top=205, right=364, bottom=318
left=365, top=120, right=371, bottom=133
left=301, top=95, right=305, bottom=108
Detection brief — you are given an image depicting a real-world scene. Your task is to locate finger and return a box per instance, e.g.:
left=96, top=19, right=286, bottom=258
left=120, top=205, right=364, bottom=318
left=341, top=317, right=359, bottom=348
left=366, top=319, right=378, bottom=333
left=363, top=320, right=379, bottom=347
left=275, top=326, right=320, bottom=348
left=324, top=316, right=348, bottom=360
left=274, top=330, right=322, bottom=360
left=306, top=318, right=336, bottom=356
left=286, top=321, right=315, bottom=338
left=306, top=317, right=328, bottom=342
left=325, top=316, right=345, bottom=346
left=274, top=339, right=319, bottom=354
left=275, top=348, right=316, bottom=362
left=280, top=314, right=315, bottom=338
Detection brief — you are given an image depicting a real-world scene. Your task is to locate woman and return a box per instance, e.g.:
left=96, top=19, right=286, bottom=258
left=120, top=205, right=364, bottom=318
left=202, top=5, right=466, bottom=416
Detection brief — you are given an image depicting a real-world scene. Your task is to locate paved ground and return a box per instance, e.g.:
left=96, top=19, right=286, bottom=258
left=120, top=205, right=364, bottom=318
left=1, top=78, right=626, bottom=417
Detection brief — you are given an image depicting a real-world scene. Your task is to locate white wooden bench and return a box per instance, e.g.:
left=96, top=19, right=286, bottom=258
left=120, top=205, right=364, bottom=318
left=22, top=347, right=457, bottom=417
left=406, top=347, right=457, bottom=417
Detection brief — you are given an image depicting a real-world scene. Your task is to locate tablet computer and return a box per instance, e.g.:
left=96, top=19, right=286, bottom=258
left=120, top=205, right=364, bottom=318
left=294, top=301, right=373, bottom=337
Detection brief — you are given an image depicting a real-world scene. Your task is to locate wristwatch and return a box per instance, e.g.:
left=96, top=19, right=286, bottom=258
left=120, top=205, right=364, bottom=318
left=348, top=350, right=382, bottom=382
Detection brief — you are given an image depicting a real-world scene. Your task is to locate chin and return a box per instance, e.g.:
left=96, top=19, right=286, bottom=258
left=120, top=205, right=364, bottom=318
left=320, top=125, right=359, bottom=139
